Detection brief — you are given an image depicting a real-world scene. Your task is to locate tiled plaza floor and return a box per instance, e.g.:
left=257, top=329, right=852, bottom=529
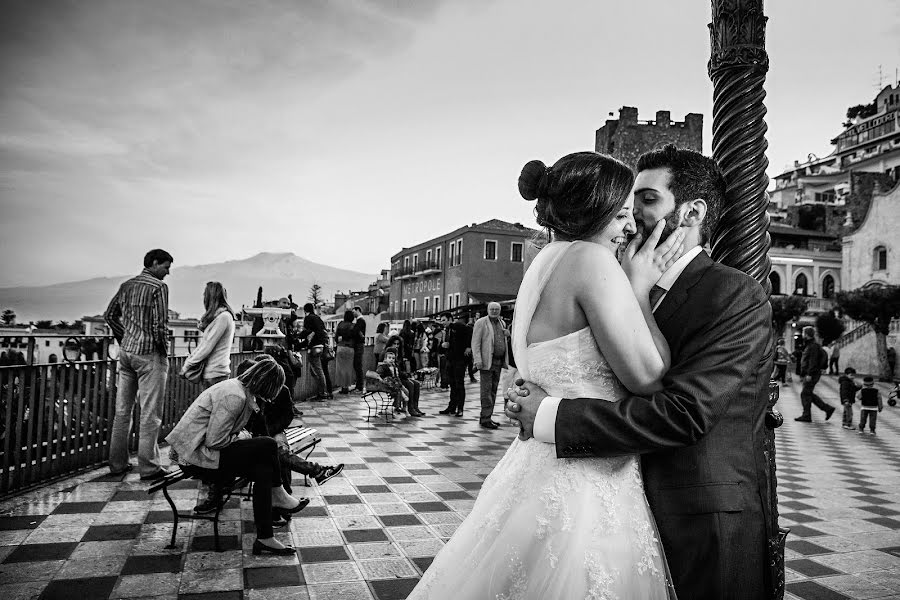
left=2, top=375, right=900, bottom=600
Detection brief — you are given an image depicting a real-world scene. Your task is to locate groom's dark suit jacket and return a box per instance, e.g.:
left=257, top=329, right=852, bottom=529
left=555, top=251, right=774, bottom=600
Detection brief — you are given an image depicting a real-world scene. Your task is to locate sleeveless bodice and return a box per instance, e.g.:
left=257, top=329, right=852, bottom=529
left=527, top=326, right=629, bottom=402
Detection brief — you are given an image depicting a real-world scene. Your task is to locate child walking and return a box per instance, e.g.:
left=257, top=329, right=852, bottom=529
left=858, top=376, right=883, bottom=435
left=838, top=367, right=861, bottom=429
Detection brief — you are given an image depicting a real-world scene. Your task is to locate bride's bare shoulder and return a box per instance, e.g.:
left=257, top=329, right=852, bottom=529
left=564, top=242, right=621, bottom=280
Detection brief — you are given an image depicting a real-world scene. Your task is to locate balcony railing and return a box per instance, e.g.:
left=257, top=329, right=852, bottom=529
left=417, top=258, right=442, bottom=274
left=391, top=265, right=417, bottom=280
left=391, top=259, right=443, bottom=281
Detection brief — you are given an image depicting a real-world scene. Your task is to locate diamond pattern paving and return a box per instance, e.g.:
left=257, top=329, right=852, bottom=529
left=3, top=377, right=900, bottom=599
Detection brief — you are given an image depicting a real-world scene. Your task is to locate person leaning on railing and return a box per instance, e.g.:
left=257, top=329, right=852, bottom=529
left=165, top=355, right=309, bottom=556
left=180, top=281, right=236, bottom=388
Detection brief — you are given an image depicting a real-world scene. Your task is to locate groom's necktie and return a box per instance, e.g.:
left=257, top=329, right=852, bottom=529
left=649, top=285, right=666, bottom=312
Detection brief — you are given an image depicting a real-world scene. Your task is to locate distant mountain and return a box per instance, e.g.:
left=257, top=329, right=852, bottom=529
left=0, top=252, right=377, bottom=323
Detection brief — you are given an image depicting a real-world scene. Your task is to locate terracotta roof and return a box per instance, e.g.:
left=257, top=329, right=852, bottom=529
left=475, top=219, right=539, bottom=234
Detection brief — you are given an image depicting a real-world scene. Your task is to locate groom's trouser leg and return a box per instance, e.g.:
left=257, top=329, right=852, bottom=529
left=661, top=508, right=767, bottom=600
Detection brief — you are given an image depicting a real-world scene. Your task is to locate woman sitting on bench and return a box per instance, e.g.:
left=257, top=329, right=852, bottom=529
left=166, top=355, right=307, bottom=556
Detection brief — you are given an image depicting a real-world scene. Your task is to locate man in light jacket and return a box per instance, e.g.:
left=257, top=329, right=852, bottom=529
left=471, top=302, right=508, bottom=429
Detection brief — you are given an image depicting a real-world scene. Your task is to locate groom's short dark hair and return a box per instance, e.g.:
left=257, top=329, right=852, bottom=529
left=636, top=144, right=725, bottom=245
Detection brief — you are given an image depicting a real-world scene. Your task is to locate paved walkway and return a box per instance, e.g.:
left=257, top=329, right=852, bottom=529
left=1, top=376, right=899, bottom=600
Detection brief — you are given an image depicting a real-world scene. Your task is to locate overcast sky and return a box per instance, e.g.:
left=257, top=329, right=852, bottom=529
left=2, top=0, right=899, bottom=287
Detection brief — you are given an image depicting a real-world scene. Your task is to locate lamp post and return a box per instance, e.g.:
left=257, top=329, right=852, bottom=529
left=709, top=2, right=785, bottom=599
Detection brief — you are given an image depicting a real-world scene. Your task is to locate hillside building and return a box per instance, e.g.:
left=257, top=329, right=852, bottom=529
left=388, top=219, right=539, bottom=320
left=595, top=106, right=703, bottom=167
left=769, top=83, right=900, bottom=233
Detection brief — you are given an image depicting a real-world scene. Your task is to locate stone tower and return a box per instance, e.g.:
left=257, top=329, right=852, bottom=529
left=595, top=106, right=703, bottom=167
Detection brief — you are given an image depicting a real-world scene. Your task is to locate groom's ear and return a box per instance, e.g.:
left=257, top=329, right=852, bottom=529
left=681, top=198, right=707, bottom=228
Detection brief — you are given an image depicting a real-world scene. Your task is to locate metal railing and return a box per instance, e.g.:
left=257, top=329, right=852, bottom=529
left=0, top=347, right=261, bottom=496
left=834, top=318, right=900, bottom=350
left=0, top=334, right=380, bottom=497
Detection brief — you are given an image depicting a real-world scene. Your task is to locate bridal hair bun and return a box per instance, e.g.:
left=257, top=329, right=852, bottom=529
left=524, top=151, right=634, bottom=241
left=518, top=160, right=548, bottom=201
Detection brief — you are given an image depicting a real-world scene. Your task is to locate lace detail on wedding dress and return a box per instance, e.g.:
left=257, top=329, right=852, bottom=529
left=528, top=329, right=625, bottom=398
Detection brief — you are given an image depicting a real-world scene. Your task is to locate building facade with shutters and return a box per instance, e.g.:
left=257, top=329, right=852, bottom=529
left=388, top=219, right=539, bottom=320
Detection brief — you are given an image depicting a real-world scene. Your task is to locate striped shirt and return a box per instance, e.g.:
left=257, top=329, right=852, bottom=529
left=105, top=269, right=169, bottom=356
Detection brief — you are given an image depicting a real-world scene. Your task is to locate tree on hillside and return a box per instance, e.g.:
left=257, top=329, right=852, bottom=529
left=1, top=308, right=16, bottom=325
left=770, top=295, right=808, bottom=339
left=56, top=320, right=72, bottom=330
left=308, top=284, right=325, bottom=310
left=35, top=320, right=54, bottom=329
left=835, top=285, right=900, bottom=380
left=816, top=311, right=846, bottom=346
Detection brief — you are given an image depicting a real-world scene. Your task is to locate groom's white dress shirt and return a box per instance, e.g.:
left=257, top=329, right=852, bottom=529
left=532, top=245, right=705, bottom=443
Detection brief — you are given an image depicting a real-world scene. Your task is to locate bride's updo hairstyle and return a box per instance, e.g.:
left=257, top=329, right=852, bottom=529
left=518, top=152, right=634, bottom=241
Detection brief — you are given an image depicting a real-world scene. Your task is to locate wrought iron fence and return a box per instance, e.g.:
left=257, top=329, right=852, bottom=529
left=0, top=335, right=378, bottom=497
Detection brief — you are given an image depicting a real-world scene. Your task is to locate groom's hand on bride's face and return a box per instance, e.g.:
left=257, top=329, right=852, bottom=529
left=504, top=379, right=548, bottom=441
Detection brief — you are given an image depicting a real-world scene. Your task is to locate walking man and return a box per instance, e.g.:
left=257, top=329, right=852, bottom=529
left=795, top=325, right=835, bottom=422
left=352, top=306, right=366, bottom=392
left=471, top=302, right=508, bottom=429
left=105, top=249, right=174, bottom=480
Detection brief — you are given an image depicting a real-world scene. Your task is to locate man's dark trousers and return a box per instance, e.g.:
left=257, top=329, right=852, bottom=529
left=438, top=354, right=448, bottom=388
left=447, top=359, right=467, bottom=412
left=800, top=373, right=832, bottom=418
left=479, top=358, right=503, bottom=424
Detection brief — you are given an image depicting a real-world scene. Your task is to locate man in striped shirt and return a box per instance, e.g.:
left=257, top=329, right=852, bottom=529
left=105, top=249, right=174, bottom=480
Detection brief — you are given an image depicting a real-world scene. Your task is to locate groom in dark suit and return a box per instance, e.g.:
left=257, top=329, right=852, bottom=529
left=506, top=145, right=775, bottom=600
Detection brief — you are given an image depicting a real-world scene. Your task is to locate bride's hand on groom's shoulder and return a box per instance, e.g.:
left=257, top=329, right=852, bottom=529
left=621, top=220, right=686, bottom=294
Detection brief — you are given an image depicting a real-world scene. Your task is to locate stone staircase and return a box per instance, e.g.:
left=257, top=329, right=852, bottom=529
left=832, top=318, right=899, bottom=378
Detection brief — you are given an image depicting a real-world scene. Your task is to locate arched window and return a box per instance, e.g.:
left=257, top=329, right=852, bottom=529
left=769, top=272, right=781, bottom=295
left=822, top=274, right=835, bottom=299
left=795, top=273, right=808, bottom=296
left=874, top=246, right=888, bottom=271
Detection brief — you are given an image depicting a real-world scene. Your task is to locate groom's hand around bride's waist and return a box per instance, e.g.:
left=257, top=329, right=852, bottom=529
left=504, top=379, right=548, bottom=441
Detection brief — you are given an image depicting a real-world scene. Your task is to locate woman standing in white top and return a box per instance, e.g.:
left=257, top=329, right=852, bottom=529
left=182, top=281, right=236, bottom=388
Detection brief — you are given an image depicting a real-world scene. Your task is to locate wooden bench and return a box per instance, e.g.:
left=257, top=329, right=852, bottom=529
left=146, top=467, right=250, bottom=552
left=148, top=427, right=321, bottom=551
left=284, top=426, right=321, bottom=486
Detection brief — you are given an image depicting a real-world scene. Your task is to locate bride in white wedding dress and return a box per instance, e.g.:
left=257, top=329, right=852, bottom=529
left=408, top=152, right=684, bottom=600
